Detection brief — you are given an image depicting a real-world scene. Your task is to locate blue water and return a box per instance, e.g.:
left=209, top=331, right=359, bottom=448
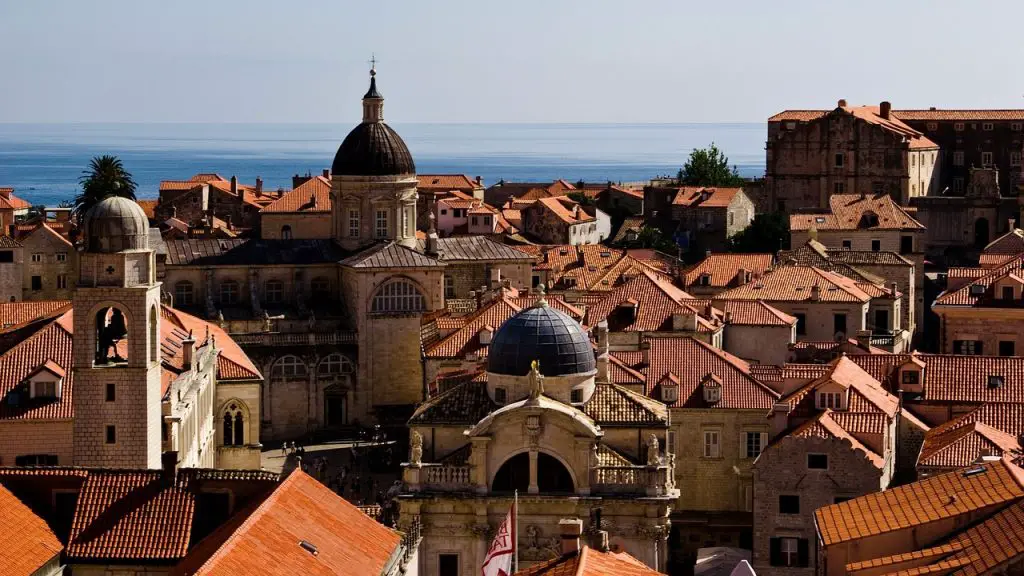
left=0, top=123, right=767, bottom=206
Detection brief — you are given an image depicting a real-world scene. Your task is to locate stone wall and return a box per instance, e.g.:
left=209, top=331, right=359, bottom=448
left=934, top=306, right=1024, bottom=356
left=760, top=300, right=868, bottom=342
left=260, top=212, right=332, bottom=240
left=0, top=419, right=72, bottom=466
left=21, top=228, right=75, bottom=301
left=443, top=262, right=533, bottom=299
left=723, top=324, right=794, bottom=366
left=0, top=245, right=22, bottom=302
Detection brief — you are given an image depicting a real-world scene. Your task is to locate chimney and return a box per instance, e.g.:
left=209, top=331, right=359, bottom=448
left=891, top=282, right=899, bottom=298
left=837, top=98, right=848, bottom=108
left=230, top=175, right=238, bottom=196
left=559, top=518, right=583, bottom=555
left=255, top=177, right=263, bottom=194
left=0, top=188, right=10, bottom=200
left=490, top=267, right=502, bottom=289
left=426, top=213, right=439, bottom=256
left=182, top=330, right=196, bottom=369
left=592, top=530, right=610, bottom=553
left=1010, top=218, right=1017, bottom=231
left=855, top=329, right=872, bottom=350
left=475, top=176, right=482, bottom=185
left=640, top=340, right=651, bottom=366
left=322, top=169, right=331, bottom=179
left=810, top=284, right=821, bottom=301
left=161, top=451, right=178, bottom=481
left=879, top=101, right=892, bottom=120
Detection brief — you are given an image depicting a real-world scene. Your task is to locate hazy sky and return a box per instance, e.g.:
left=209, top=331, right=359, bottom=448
left=2, top=0, right=1022, bottom=123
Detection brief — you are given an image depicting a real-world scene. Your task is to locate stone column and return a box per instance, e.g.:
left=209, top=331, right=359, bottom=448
left=528, top=449, right=539, bottom=494
left=575, top=438, right=593, bottom=495
left=249, top=268, right=262, bottom=315
left=471, top=437, right=491, bottom=494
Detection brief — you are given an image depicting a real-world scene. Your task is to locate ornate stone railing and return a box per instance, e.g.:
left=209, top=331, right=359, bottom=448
left=228, top=331, right=357, bottom=346
left=591, top=464, right=676, bottom=497
left=404, top=463, right=474, bottom=492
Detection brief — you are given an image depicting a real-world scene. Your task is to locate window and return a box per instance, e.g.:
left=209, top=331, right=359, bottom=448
left=494, top=387, right=507, bottom=405
left=808, top=454, right=829, bottom=469
left=983, top=122, right=994, bottom=131
left=348, top=209, right=360, bottom=238
left=953, top=151, right=965, bottom=166
left=570, top=388, right=583, bottom=403
left=982, top=151, right=993, bottom=166
left=770, top=537, right=808, bottom=567
left=900, top=235, right=913, bottom=254
left=834, top=313, right=847, bottom=336
left=1012, top=152, right=1022, bottom=167
left=318, top=353, right=354, bottom=375
left=953, top=178, right=965, bottom=194
left=264, top=279, right=284, bottom=305
left=484, top=216, right=491, bottom=225
left=841, top=240, right=852, bottom=249
left=105, top=425, right=116, bottom=444
left=56, top=252, right=67, bottom=262
left=174, top=281, right=194, bottom=306
left=954, top=122, right=965, bottom=132
left=667, top=431, right=676, bottom=457
left=222, top=403, right=245, bottom=446
left=471, top=216, right=478, bottom=226
left=834, top=152, right=844, bottom=168
left=661, top=385, right=678, bottom=403
left=372, top=279, right=425, bottom=313
left=874, top=309, right=889, bottom=332
left=31, top=253, right=42, bottom=263
left=999, top=341, right=1015, bottom=357
left=281, top=225, right=292, bottom=239
left=440, top=209, right=448, bottom=215
left=834, top=496, right=852, bottom=504
left=402, top=207, right=411, bottom=237
left=14, top=454, right=58, bottom=466
left=927, top=122, right=938, bottom=131
left=271, top=355, right=308, bottom=379
left=988, top=375, right=1004, bottom=389
left=33, top=381, right=56, bottom=398
left=871, top=239, right=881, bottom=252
left=699, top=274, right=711, bottom=286
left=833, top=181, right=845, bottom=194
left=220, top=280, right=239, bottom=305
left=31, top=276, right=42, bottom=291
left=106, top=383, right=116, bottom=402
left=0, top=251, right=12, bottom=263
left=375, top=209, right=388, bottom=238
left=795, top=313, right=807, bottom=335
left=902, top=370, right=920, bottom=385
left=438, top=553, right=459, bottom=576
left=745, top=431, right=767, bottom=459
left=817, top=391, right=843, bottom=409
left=703, top=430, right=721, bottom=458
left=56, top=275, right=67, bottom=289
left=1003, top=286, right=1015, bottom=300
left=310, top=277, right=330, bottom=300
left=779, top=495, right=800, bottom=514
left=444, top=275, right=455, bottom=299
left=954, top=340, right=983, bottom=355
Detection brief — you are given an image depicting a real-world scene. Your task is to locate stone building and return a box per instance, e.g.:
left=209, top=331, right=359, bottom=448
left=671, top=187, right=756, bottom=254
left=154, top=173, right=281, bottom=233
left=522, top=196, right=607, bottom=245
left=752, top=356, right=899, bottom=576
left=0, top=235, right=23, bottom=302
left=933, top=255, right=1024, bottom=355
left=681, top=253, right=774, bottom=297
left=417, top=173, right=484, bottom=230
left=259, top=175, right=332, bottom=240
left=0, top=187, right=31, bottom=233
left=20, top=224, right=76, bottom=301
left=401, top=300, right=677, bottom=575
left=436, top=192, right=517, bottom=237
left=766, top=101, right=940, bottom=212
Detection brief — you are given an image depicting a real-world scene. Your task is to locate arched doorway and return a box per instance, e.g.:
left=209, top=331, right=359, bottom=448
left=491, top=452, right=575, bottom=494
left=975, top=217, right=990, bottom=249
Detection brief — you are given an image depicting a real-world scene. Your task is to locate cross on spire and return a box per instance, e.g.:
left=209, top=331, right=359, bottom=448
left=369, top=53, right=377, bottom=76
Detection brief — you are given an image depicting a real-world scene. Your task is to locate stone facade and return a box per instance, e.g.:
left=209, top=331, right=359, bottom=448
left=671, top=188, right=756, bottom=254
left=0, top=419, right=73, bottom=467
left=260, top=212, right=332, bottom=240
left=21, top=224, right=75, bottom=301
left=0, top=237, right=23, bottom=302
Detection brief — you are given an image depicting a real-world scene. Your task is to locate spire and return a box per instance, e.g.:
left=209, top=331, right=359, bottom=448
left=362, top=57, right=384, bottom=122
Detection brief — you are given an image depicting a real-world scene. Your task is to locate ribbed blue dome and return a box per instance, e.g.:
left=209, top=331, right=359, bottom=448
left=487, top=304, right=596, bottom=377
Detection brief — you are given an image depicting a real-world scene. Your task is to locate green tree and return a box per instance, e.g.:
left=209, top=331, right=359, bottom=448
left=679, top=143, right=745, bottom=187
left=73, top=155, right=137, bottom=223
left=567, top=191, right=596, bottom=206
left=619, top=225, right=677, bottom=253
left=727, top=212, right=790, bottom=253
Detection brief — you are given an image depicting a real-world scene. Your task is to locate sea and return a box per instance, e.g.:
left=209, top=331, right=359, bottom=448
left=0, top=123, right=767, bottom=206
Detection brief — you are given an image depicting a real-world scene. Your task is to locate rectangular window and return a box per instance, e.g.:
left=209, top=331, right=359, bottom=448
left=817, top=392, right=843, bottom=410
left=778, top=495, right=800, bottom=514
left=106, top=383, right=116, bottom=402
left=56, top=252, right=67, bottom=262
left=954, top=122, right=965, bottom=132
left=1013, top=123, right=1023, bottom=131
left=494, top=387, right=507, bottom=405
left=667, top=431, right=676, bottom=457
left=954, top=340, right=983, bottom=355
left=31, top=253, right=43, bottom=263
left=438, top=553, right=459, bottom=576
left=833, top=313, right=847, bottom=336
left=808, top=454, right=829, bottom=469
left=871, top=239, right=881, bottom=252
left=484, top=216, right=491, bottom=225
left=14, top=454, right=58, bottom=466
left=834, top=152, right=844, bottom=168
left=703, top=430, right=721, bottom=458
left=570, top=388, right=583, bottom=403
left=105, top=425, right=116, bottom=444
left=902, top=370, right=920, bottom=385
left=833, top=181, right=845, bottom=194
left=953, top=178, right=965, bottom=194
left=795, top=313, right=807, bottom=336
left=444, top=275, right=455, bottom=299
left=983, top=122, right=994, bottom=131
left=34, top=381, right=56, bottom=398
left=770, top=537, right=809, bottom=567
left=0, top=251, right=12, bottom=263
left=471, top=216, right=479, bottom=226
left=31, top=276, right=42, bottom=291
left=953, top=150, right=965, bottom=166
left=926, top=122, right=938, bottom=131
left=874, top=309, right=889, bottom=332
left=841, top=240, right=852, bottom=250
left=1002, top=286, right=1015, bottom=300
left=375, top=210, right=388, bottom=238
left=56, top=275, right=67, bottom=289
left=999, top=341, right=1015, bottom=357
left=348, top=209, right=360, bottom=238
left=982, top=151, right=993, bottom=166
left=745, top=431, right=767, bottom=459
left=900, top=235, right=913, bottom=254
left=911, top=154, right=916, bottom=167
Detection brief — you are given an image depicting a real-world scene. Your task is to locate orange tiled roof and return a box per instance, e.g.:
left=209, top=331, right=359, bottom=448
left=191, top=470, right=402, bottom=576
left=777, top=355, right=899, bottom=418
left=418, top=174, right=479, bottom=191
left=983, top=228, right=1024, bottom=255
left=516, top=545, right=664, bottom=575
left=789, top=410, right=884, bottom=468
left=919, top=420, right=1022, bottom=470
left=715, top=265, right=878, bottom=303
left=935, top=256, right=1024, bottom=306
left=536, top=196, right=594, bottom=225
left=672, top=186, right=744, bottom=209
left=0, top=300, right=70, bottom=329
left=717, top=300, right=796, bottom=327
left=584, top=269, right=718, bottom=333
left=771, top=105, right=938, bottom=147
left=137, top=199, right=158, bottom=219
left=159, top=180, right=203, bottom=192
left=790, top=193, right=925, bottom=232
left=260, top=176, right=331, bottom=214
left=534, top=245, right=671, bottom=292
left=682, top=253, right=773, bottom=289
left=894, top=109, right=1024, bottom=121
left=815, top=457, right=1024, bottom=546
left=190, top=173, right=227, bottom=183
left=0, top=484, right=62, bottom=575
left=0, top=189, right=31, bottom=211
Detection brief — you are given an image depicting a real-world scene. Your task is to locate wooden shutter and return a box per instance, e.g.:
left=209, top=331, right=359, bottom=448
left=769, top=538, right=781, bottom=566
left=798, top=538, right=810, bottom=567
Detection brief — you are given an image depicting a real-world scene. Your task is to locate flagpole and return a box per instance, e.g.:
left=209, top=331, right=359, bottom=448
left=513, top=489, right=519, bottom=574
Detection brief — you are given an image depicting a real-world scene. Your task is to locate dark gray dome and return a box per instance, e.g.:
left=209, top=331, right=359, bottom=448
left=488, top=303, right=596, bottom=377
left=331, top=122, right=416, bottom=176
left=82, top=196, right=149, bottom=253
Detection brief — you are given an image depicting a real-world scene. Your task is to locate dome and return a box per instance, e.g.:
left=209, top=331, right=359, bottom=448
left=331, top=122, right=416, bottom=176
left=82, top=196, right=150, bottom=253
left=487, top=302, right=596, bottom=377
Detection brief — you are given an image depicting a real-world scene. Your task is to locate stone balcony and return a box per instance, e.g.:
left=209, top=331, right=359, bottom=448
left=228, top=331, right=357, bottom=347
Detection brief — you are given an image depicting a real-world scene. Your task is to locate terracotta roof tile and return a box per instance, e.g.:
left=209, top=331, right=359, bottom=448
left=0, top=189, right=31, bottom=211
left=683, top=253, right=773, bottom=289
left=191, top=470, right=402, bottom=576
left=583, top=383, right=668, bottom=426
left=671, top=187, right=744, bottom=208
left=536, top=196, right=594, bottom=224
left=410, top=380, right=496, bottom=425
left=0, top=300, right=70, bottom=329
left=788, top=410, right=884, bottom=468
left=777, top=355, right=899, bottom=418
left=585, top=269, right=718, bottom=333
left=716, top=265, right=878, bottom=303
left=136, top=199, right=158, bottom=219
left=0, top=484, right=62, bottom=575
left=919, top=421, right=1022, bottom=470
left=516, top=545, right=664, bottom=576
left=894, top=109, right=1024, bottom=121
left=768, top=106, right=939, bottom=148
left=417, top=174, right=479, bottom=191
left=814, top=457, right=1024, bottom=546
left=260, top=176, right=331, bottom=214
left=718, top=300, right=796, bottom=327
left=935, top=257, right=1024, bottom=306
left=424, top=297, right=522, bottom=358
left=790, top=193, right=924, bottom=232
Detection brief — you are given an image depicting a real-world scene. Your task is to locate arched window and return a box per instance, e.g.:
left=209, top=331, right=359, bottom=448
left=222, top=413, right=233, bottom=445
left=234, top=412, right=244, bottom=445
left=281, top=225, right=293, bottom=239
left=318, top=353, right=354, bottom=376
left=271, top=355, right=308, bottom=379
left=310, top=276, right=331, bottom=300
left=220, top=280, right=240, bottom=306
left=174, top=281, right=194, bottom=306
left=94, top=306, right=129, bottom=365
left=264, top=279, right=284, bottom=305
left=371, top=279, right=425, bottom=313
left=149, top=305, right=158, bottom=364
left=222, top=402, right=246, bottom=446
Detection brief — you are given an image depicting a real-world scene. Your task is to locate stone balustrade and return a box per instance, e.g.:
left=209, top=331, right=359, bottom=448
left=591, top=464, right=677, bottom=497
left=403, top=463, right=473, bottom=492
left=228, top=331, right=357, bottom=346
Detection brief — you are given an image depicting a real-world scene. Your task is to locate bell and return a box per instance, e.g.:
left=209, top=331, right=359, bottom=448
left=107, top=309, right=128, bottom=341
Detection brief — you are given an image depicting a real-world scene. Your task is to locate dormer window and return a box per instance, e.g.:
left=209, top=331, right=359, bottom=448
left=31, top=381, right=58, bottom=399
left=662, top=384, right=679, bottom=403
left=988, top=375, right=1004, bottom=389
left=901, top=370, right=920, bottom=385
left=970, top=284, right=985, bottom=296
left=702, top=374, right=722, bottom=404
left=816, top=391, right=844, bottom=410
left=479, top=325, right=493, bottom=345
left=570, top=388, right=584, bottom=404
left=699, top=274, right=711, bottom=287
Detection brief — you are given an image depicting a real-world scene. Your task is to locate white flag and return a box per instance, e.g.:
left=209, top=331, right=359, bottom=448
left=481, top=501, right=516, bottom=576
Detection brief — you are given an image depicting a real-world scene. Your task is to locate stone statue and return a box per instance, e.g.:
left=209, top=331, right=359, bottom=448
left=591, top=443, right=600, bottom=468
left=409, top=430, right=423, bottom=466
left=528, top=360, right=545, bottom=400
left=217, top=309, right=226, bottom=328
left=262, top=310, right=272, bottom=333
left=646, top=433, right=661, bottom=466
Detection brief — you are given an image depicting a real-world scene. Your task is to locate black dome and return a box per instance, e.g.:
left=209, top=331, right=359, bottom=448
left=331, top=122, right=416, bottom=176
left=488, top=304, right=596, bottom=377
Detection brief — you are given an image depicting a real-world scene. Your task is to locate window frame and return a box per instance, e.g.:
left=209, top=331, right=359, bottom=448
left=174, top=281, right=195, bottom=306
left=348, top=209, right=360, bottom=238
left=264, top=278, right=285, bottom=305
left=807, top=453, right=829, bottom=470
left=219, top=280, right=240, bottom=306
left=375, top=209, right=388, bottom=238
left=371, top=279, right=426, bottom=314
left=702, top=429, right=721, bottom=459
left=778, top=494, right=800, bottom=515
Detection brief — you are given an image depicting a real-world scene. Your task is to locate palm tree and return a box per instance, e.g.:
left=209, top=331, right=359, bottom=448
left=73, top=155, right=137, bottom=223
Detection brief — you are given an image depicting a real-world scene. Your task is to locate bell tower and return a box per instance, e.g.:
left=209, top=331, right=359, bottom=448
left=72, top=197, right=163, bottom=469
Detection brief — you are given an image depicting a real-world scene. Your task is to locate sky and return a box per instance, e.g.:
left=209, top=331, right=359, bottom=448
left=1, top=0, right=1023, bottom=123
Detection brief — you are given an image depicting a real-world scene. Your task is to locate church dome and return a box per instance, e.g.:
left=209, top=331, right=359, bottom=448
left=487, top=301, right=596, bottom=377
left=331, top=70, right=416, bottom=177
left=82, top=196, right=150, bottom=253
